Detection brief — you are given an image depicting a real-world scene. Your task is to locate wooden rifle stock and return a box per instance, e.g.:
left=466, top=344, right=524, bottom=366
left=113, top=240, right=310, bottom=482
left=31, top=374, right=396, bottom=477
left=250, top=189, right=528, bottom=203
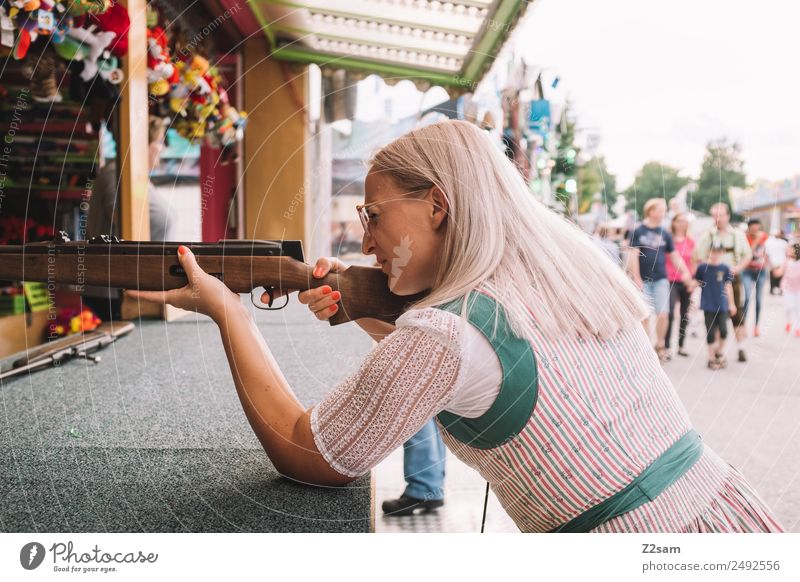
left=0, top=237, right=425, bottom=325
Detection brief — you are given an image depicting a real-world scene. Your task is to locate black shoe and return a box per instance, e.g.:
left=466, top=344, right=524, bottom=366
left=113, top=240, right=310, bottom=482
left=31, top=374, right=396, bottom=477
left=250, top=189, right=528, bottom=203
left=382, top=494, right=444, bottom=516
left=738, top=349, right=747, bottom=362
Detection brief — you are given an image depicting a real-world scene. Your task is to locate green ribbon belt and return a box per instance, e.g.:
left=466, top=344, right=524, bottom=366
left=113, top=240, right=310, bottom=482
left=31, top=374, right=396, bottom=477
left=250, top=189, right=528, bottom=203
left=551, top=430, right=703, bottom=533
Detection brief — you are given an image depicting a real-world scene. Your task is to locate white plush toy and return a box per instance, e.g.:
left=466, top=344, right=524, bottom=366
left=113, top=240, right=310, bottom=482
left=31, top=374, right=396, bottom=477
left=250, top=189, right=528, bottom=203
left=66, top=24, right=116, bottom=81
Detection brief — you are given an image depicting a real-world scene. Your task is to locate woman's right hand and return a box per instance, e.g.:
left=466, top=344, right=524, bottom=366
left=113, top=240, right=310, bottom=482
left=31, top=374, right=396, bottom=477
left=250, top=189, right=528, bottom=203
left=298, top=257, right=349, bottom=321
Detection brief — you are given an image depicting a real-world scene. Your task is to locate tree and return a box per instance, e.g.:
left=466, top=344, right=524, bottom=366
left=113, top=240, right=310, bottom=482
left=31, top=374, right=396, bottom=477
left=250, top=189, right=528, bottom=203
left=552, top=107, right=580, bottom=215
left=578, top=156, right=617, bottom=214
left=691, top=138, right=747, bottom=215
left=622, top=162, right=689, bottom=218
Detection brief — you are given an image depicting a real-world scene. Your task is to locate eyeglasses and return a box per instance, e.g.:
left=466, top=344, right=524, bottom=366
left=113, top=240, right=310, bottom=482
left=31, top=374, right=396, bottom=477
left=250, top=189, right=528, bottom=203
left=356, top=188, right=434, bottom=235
left=356, top=200, right=382, bottom=235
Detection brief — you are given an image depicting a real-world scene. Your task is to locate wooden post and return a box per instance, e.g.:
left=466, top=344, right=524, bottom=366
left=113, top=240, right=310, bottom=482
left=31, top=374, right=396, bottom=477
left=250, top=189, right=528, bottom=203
left=242, top=39, right=309, bottom=246
left=118, top=0, right=171, bottom=320
left=118, top=0, right=150, bottom=241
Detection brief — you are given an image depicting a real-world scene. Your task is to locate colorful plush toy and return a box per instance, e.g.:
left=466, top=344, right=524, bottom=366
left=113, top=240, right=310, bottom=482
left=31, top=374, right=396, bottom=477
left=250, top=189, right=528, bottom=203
left=34, top=0, right=55, bottom=36
left=211, top=102, right=247, bottom=148
left=146, top=25, right=175, bottom=96
left=163, top=54, right=247, bottom=147
left=66, top=0, right=110, bottom=17
left=51, top=11, right=73, bottom=44
left=25, top=46, right=63, bottom=102
left=85, top=0, right=127, bottom=57
left=9, top=0, right=42, bottom=60
left=48, top=307, right=102, bottom=337
left=167, top=63, right=190, bottom=117
left=141, top=8, right=247, bottom=149
left=4, top=0, right=111, bottom=60
left=65, top=23, right=115, bottom=80
left=96, top=52, right=121, bottom=83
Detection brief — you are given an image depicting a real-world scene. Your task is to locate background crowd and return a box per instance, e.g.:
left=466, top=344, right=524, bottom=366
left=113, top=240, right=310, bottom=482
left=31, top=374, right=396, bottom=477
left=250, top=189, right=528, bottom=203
left=594, top=201, right=800, bottom=369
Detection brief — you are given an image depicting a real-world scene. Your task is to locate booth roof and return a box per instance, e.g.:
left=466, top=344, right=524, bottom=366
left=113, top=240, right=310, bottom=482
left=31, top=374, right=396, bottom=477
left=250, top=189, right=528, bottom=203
left=243, top=0, right=532, bottom=94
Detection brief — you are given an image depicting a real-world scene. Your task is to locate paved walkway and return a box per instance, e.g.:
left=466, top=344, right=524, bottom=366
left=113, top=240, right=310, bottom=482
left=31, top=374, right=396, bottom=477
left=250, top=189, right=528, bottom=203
left=375, top=291, right=799, bottom=533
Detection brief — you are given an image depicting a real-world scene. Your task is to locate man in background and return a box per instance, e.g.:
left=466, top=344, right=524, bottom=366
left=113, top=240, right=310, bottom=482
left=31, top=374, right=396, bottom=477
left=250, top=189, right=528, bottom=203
left=694, top=203, right=752, bottom=362
left=626, top=198, right=694, bottom=362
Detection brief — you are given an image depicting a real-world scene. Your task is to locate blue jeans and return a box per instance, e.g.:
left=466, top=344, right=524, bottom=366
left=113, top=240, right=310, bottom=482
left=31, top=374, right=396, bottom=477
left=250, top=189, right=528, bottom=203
left=403, top=418, right=446, bottom=501
left=643, top=278, right=671, bottom=314
left=742, top=269, right=767, bottom=326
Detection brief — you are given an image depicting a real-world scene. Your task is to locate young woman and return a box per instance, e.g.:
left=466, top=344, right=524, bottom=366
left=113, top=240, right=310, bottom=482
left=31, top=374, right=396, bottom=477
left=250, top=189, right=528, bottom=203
left=779, top=242, right=800, bottom=336
left=129, top=121, right=783, bottom=533
left=743, top=219, right=769, bottom=337
left=665, top=213, right=696, bottom=357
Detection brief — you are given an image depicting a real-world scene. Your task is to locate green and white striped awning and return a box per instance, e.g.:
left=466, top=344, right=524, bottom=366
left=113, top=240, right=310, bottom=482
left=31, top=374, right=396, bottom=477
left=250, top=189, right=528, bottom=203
left=249, top=0, right=532, bottom=90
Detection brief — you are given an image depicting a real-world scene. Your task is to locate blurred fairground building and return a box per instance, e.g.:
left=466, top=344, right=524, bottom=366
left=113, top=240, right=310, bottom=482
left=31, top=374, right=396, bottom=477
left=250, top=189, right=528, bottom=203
left=731, top=177, right=800, bottom=236
left=327, top=47, right=800, bottom=259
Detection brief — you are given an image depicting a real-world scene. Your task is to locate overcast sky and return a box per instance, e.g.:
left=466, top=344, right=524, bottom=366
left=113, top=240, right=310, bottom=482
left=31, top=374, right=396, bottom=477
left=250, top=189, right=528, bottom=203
left=517, top=0, right=799, bottom=188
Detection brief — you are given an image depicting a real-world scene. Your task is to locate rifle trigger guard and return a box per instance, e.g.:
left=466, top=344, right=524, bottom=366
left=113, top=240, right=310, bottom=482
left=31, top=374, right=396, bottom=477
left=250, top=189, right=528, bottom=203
left=250, top=286, right=289, bottom=311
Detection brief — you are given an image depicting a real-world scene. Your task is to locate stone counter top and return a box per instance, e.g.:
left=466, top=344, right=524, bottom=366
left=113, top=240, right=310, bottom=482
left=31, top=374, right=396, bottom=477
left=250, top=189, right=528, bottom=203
left=0, top=300, right=375, bottom=532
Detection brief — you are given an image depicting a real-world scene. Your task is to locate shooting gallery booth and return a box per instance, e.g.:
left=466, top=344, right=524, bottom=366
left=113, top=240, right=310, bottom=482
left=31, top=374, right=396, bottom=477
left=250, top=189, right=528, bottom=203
left=0, top=1, right=526, bottom=532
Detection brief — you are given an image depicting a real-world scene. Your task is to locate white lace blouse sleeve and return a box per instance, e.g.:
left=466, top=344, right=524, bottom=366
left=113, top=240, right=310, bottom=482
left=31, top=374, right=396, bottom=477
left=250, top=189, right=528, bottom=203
left=309, top=307, right=465, bottom=478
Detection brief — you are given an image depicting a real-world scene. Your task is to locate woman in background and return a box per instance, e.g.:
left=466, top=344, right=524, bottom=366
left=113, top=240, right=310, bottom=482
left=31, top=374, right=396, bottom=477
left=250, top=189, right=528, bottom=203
left=665, top=213, right=695, bottom=357
left=779, top=243, right=800, bottom=337
left=146, top=116, right=178, bottom=242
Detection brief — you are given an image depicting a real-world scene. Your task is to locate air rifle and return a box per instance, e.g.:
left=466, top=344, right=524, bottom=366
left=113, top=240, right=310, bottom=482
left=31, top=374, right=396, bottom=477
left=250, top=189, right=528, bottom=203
left=0, top=321, right=135, bottom=382
left=0, top=233, right=423, bottom=325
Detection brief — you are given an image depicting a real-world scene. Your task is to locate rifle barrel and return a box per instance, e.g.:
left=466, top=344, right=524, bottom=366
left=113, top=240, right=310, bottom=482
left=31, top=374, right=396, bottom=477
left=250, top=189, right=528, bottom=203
left=0, top=240, right=424, bottom=325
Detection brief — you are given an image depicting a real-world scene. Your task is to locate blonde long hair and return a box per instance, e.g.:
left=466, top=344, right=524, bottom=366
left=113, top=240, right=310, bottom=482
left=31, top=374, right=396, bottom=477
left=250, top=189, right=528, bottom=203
left=369, top=120, right=649, bottom=341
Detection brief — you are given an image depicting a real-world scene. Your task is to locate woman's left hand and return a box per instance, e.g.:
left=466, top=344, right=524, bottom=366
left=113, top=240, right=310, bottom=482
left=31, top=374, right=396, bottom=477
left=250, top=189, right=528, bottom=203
left=125, top=245, right=241, bottom=321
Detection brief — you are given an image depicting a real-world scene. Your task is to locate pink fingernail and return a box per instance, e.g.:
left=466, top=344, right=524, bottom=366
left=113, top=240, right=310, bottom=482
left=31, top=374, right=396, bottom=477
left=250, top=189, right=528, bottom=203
left=313, top=267, right=323, bottom=277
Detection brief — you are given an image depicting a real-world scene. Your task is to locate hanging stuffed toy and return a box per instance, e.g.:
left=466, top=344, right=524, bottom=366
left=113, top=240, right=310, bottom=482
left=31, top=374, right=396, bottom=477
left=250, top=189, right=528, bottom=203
left=64, top=24, right=114, bottom=80
left=168, top=76, right=189, bottom=119
left=142, top=10, right=248, bottom=149
left=165, top=54, right=247, bottom=147
left=22, top=45, right=63, bottom=102
left=51, top=10, right=72, bottom=44
left=34, top=0, right=56, bottom=36
left=146, top=25, right=175, bottom=96
left=8, top=0, right=42, bottom=60
left=66, top=0, right=110, bottom=17
left=82, top=0, right=127, bottom=57
left=2, top=0, right=116, bottom=101
left=162, top=55, right=247, bottom=148
left=209, top=88, right=247, bottom=148
left=96, top=51, right=121, bottom=83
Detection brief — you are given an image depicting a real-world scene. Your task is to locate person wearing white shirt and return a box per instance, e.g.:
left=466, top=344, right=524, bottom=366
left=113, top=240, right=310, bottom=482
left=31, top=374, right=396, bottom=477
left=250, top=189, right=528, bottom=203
left=765, top=232, right=789, bottom=295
